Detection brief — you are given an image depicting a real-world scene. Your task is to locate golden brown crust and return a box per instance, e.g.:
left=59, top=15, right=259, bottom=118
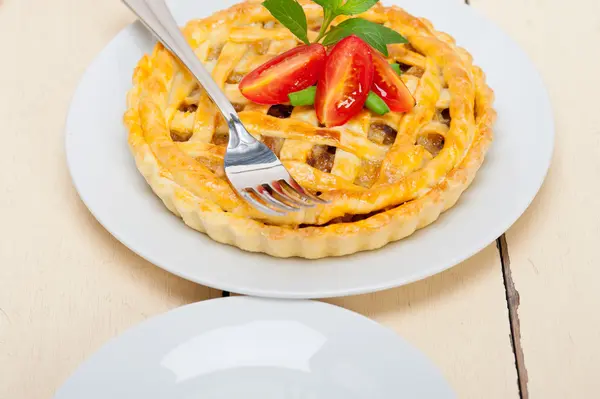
left=124, top=0, right=496, bottom=258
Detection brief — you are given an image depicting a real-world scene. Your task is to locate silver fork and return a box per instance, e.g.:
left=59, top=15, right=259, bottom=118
left=122, top=0, right=328, bottom=216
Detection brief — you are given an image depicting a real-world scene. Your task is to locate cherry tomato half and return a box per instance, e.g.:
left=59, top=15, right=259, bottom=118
left=239, top=44, right=327, bottom=105
left=315, top=35, right=374, bottom=127
left=371, top=51, right=415, bottom=113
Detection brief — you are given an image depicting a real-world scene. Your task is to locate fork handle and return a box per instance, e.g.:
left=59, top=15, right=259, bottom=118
left=122, top=0, right=237, bottom=118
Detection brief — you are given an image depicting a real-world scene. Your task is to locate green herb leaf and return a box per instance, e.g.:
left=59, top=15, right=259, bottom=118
left=377, top=23, right=409, bottom=44
left=337, top=0, right=380, bottom=15
left=312, top=0, right=343, bottom=42
left=311, top=0, right=342, bottom=9
left=263, top=0, right=310, bottom=44
left=323, top=18, right=407, bottom=56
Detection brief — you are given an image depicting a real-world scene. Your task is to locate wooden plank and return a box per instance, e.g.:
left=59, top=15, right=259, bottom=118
left=470, top=0, right=600, bottom=397
left=328, top=245, right=519, bottom=399
left=0, top=1, right=518, bottom=398
left=0, top=2, right=220, bottom=398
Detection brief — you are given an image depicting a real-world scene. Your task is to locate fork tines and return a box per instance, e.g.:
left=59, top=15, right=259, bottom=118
left=242, top=179, right=328, bottom=216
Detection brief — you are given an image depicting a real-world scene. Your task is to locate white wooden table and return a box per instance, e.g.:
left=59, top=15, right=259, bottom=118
left=0, top=0, right=597, bottom=397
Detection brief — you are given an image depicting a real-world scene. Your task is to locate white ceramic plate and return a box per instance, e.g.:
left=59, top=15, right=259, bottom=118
left=54, top=297, right=454, bottom=398
left=66, top=0, right=554, bottom=298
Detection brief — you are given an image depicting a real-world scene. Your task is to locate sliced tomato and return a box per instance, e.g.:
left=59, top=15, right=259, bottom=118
left=371, top=51, right=415, bottom=113
left=315, top=35, right=374, bottom=127
left=239, top=44, right=327, bottom=105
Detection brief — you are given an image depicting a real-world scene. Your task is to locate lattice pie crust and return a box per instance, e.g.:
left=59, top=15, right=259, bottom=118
left=124, top=0, right=496, bottom=258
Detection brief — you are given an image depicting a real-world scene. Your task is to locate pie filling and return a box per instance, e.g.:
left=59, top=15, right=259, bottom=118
left=166, top=53, right=454, bottom=227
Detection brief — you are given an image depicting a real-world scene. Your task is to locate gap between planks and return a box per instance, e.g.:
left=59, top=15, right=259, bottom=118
left=497, top=235, right=529, bottom=399
left=458, top=0, right=528, bottom=395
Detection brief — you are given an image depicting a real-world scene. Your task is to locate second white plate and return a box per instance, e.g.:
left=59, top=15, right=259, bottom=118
left=66, top=0, right=554, bottom=298
left=54, top=297, right=455, bottom=398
